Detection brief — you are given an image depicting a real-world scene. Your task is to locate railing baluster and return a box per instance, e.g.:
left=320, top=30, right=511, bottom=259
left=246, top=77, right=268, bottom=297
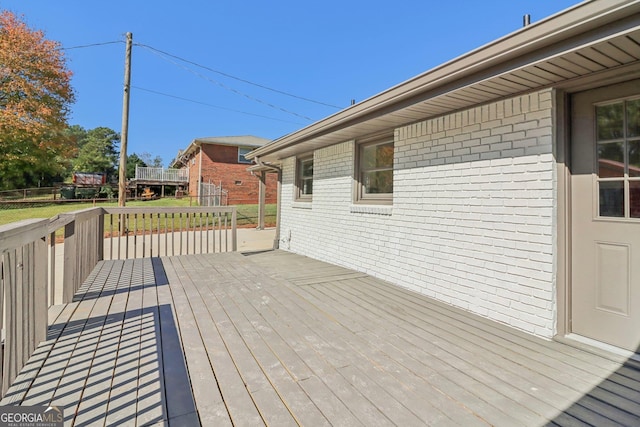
left=186, top=212, right=190, bottom=255
left=206, top=213, right=210, bottom=254
left=180, top=213, right=184, bottom=255
left=217, top=213, right=221, bottom=253
left=191, top=212, right=195, bottom=254
left=157, top=213, right=161, bottom=257
left=125, top=213, right=130, bottom=260
left=224, top=213, right=229, bottom=252
left=108, top=214, right=112, bottom=260
left=213, top=212, right=217, bottom=253
left=231, top=209, right=237, bottom=252
left=134, top=213, right=138, bottom=259
left=198, top=212, right=203, bottom=254
left=141, top=213, right=146, bottom=258
left=49, top=231, right=56, bottom=306
left=172, top=213, right=176, bottom=257
left=164, top=214, right=168, bottom=257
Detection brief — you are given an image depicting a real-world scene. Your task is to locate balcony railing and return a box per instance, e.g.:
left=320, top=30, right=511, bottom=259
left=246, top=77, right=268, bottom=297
left=0, top=205, right=236, bottom=397
left=134, top=166, right=188, bottom=182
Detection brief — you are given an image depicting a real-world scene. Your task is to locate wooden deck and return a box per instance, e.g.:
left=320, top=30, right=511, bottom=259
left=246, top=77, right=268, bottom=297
left=2, top=250, right=639, bottom=426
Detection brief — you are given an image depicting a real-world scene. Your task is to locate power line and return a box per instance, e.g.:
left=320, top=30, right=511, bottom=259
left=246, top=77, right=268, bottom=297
left=135, top=43, right=342, bottom=109
left=59, top=37, right=328, bottom=122
left=62, top=40, right=123, bottom=50
left=131, top=85, right=306, bottom=125
left=139, top=45, right=316, bottom=121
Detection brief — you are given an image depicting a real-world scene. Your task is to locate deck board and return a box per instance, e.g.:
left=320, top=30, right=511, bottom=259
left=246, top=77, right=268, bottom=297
left=329, top=279, right=566, bottom=417
left=220, top=256, right=466, bottom=426
left=2, top=249, right=640, bottom=426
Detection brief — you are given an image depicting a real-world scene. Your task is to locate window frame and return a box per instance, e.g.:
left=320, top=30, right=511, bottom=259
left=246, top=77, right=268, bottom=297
left=354, top=135, right=394, bottom=204
left=295, top=154, right=314, bottom=201
left=594, top=96, right=640, bottom=220
left=237, top=146, right=253, bottom=164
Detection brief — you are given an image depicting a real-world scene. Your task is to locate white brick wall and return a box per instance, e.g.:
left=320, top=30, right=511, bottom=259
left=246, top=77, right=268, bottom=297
left=279, top=89, right=557, bottom=338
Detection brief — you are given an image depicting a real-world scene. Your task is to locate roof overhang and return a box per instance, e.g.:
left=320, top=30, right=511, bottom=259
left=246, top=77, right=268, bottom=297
left=247, top=0, right=640, bottom=163
left=247, top=162, right=281, bottom=174
left=169, top=140, right=201, bottom=168
left=170, top=136, right=271, bottom=168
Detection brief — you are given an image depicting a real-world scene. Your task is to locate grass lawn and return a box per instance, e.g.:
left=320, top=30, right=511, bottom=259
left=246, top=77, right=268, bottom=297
left=0, top=199, right=277, bottom=228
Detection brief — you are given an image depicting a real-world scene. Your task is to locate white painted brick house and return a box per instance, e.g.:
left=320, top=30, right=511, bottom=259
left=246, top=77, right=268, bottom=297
left=248, top=0, right=640, bottom=354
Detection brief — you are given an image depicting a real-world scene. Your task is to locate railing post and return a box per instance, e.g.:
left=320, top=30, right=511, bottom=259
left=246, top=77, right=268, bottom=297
left=257, top=171, right=266, bottom=230
left=34, top=236, right=47, bottom=345
left=62, top=220, right=76, bottom=303
left=49, top=231, right=56, bottom=306
left=97, top=210, right=105, bottom=261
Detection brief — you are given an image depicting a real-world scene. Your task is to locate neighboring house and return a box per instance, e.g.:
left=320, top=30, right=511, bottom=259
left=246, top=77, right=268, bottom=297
left=171, top=136, right=277, bottom=205
left=247, top=0, right=640, bottom=354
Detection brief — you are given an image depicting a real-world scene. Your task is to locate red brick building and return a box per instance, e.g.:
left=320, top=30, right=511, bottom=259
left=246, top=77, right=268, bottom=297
left=171, top=136, right=277, bottom=205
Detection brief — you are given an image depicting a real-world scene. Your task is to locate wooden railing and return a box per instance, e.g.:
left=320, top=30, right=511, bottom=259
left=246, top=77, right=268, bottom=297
left=0, top=205, right=236, bottom=397
left=134, top=166, right=188, bottom=182
left=0, top=219, right=48, bottom=396
left=102, top=207, right=237, bottom=259
left=48, top=208, right=105, bottom=304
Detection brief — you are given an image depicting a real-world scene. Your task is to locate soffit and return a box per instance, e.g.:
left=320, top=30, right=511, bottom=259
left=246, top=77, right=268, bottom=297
left=252, top=2, right=640, bottom=163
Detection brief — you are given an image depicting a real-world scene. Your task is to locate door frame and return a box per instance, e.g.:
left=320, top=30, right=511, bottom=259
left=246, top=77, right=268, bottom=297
left=555, top=72, right=640, bottom=351
left=555, top=88, right=572, bottom=339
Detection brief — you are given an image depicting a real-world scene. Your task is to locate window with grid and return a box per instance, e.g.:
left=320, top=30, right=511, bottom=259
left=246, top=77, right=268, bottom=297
left=296, top=156, right=313, bottom=200
left=355, top=137, right=394, bottom=203
left=596, top=98, right=640, bottom=219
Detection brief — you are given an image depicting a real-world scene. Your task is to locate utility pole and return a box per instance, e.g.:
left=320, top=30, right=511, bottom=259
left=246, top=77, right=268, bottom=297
left=118, top=32, right=132, bottom=207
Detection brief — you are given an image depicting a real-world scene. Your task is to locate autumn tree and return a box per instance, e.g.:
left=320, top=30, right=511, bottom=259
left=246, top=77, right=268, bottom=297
left=0, top=11, right=75, bottom=189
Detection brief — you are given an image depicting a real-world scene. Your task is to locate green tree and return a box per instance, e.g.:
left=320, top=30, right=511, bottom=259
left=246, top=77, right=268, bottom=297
left=140, top=152, right=163, bottom=168
left=72, top=127, right=120, bottom=180
left=0, top=11, right=75, bottom=189
left=126, top=153, right=147, bottom=179
left=64, top=125, right=87, bottom=149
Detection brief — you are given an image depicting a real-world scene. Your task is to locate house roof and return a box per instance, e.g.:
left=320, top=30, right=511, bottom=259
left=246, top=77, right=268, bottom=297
left=246, top=0, right=640, bottom=163
left=193, top=135, right=271, bottom=147
left=170, top=135, right=271, bottom=167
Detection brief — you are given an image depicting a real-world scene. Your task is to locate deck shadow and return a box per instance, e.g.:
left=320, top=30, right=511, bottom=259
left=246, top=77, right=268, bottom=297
left=1, top=257, right=199, bottom=426
left=547, top=357, right=640, bottom=426
left=74, top=257, right=169, bottom=302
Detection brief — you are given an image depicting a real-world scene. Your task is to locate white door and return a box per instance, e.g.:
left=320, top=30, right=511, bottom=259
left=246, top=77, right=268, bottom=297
left=571, top=80, right=640, bottom=352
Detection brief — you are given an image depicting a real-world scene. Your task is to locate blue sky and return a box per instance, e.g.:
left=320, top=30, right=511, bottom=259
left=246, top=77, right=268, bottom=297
left=1, top=0, right=579, bottom=166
